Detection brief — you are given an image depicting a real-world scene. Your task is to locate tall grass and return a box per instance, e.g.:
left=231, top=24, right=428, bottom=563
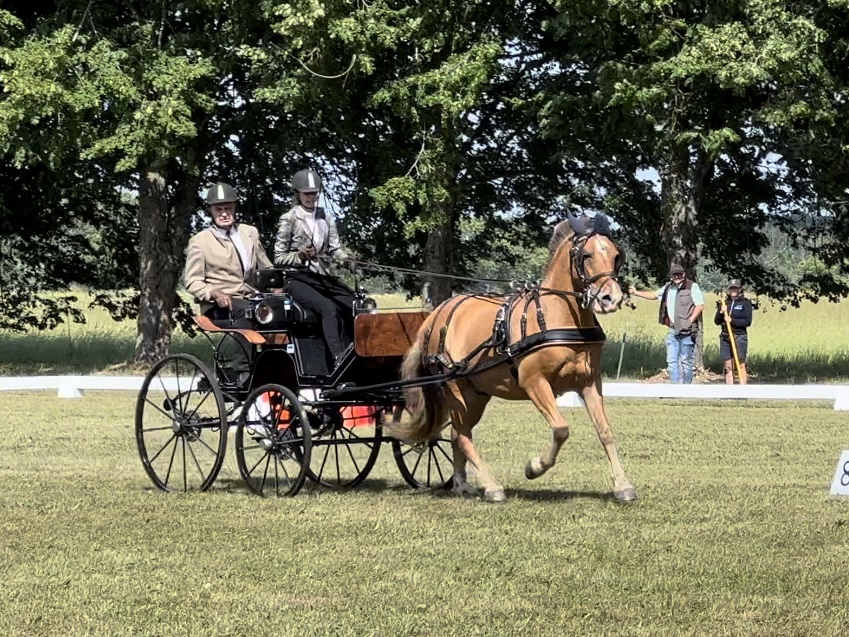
left=1, top=291, right=847, bottom=382
left=597, top=293, right=849, bottom=382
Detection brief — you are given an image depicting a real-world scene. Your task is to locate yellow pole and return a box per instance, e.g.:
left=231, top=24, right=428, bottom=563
left=724, top=312, right=744, bottom=383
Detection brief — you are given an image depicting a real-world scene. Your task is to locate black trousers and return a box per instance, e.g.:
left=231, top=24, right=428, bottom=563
left=204, top=298, right=254, bottom=380
left=284, top=271, right=355, bottom=358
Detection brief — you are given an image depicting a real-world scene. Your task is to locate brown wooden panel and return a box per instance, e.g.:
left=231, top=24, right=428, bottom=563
left=192, top=315, right=266, bottom=345
left=262, top=333, right=290, bottom=346
left=354, top=312, right=429, bottom=357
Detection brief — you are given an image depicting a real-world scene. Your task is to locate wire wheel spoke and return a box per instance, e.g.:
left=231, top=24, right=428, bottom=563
left=392, top=436, right=453, bottom=490
left=305, top=409, right=382, bottom=490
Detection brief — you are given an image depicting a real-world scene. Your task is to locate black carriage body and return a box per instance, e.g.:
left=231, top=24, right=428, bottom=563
left=233, top=268, right=425, bottom=396
left=135, top=268, right=452, bottom=497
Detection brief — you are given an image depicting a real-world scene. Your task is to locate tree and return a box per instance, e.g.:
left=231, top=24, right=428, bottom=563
left=539, top=0, right=849, bottom=303
left=0, top=2, right=314, bottom=361
left=248, top=0, right=568, bottom=303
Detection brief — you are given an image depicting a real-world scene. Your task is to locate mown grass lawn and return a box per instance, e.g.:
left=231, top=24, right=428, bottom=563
left=1, top=392, right=847, bottom=636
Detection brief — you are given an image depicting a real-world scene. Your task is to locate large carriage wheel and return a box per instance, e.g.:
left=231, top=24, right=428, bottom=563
left=135, top=354, right=228, bottom=492
left=391, top=433, right=454, bottom=490
left=235, top=384, right=311, bottom=497
left=306, top=405, right=382, bottom=489
left=389, top=406, right=453, bottom=490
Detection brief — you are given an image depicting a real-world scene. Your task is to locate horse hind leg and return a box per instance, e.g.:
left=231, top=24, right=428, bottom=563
left=445, top=382, right=503, bottom=502
left=449, top=427, right=479, bottom=497
left=522, top=378, right=571, bottom=480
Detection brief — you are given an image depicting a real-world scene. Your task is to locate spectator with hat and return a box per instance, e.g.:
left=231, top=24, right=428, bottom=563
left=713, top=279, right=752, bottom=384
left=629, top=264, right=705, bottom=384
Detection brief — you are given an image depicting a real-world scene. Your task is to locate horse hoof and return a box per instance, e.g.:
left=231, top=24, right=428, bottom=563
left=613, top=487, right=637, bottom=502
left=524, top=457, right=545, bottom=480
left=484, top=489, right=507, bottom=503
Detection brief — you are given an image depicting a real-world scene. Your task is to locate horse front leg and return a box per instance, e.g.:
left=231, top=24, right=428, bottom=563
left=580, top=379, right=637, bottom=501
left=523, top=378, right=572, bottom=480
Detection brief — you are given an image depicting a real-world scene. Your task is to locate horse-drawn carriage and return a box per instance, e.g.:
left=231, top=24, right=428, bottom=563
left=134, top=268, right=453, bottom=496
left=135, top=213, right=639, bottom=503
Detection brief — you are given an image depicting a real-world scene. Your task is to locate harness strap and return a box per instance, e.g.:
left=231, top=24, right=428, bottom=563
left=430, top=294, right=487, bottom=370
left=454, top=327, right=606, bottom=379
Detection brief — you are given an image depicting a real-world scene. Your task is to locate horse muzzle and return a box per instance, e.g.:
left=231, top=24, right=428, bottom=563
left=589, top=280, right=625, bottom=314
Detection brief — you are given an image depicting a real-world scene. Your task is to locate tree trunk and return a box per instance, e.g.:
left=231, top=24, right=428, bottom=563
left=660, top=144, right=713, bottom=376
left=661, top=144, right=700, bottom=276
left=423, top=201, right=457, bottom=306
left=423, top=220, right=455, bottom=305
left=135, top=159, right=200, bottom=364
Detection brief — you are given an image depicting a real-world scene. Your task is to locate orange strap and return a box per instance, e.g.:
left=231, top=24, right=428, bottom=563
left=193, top=315, right=266, bottom=345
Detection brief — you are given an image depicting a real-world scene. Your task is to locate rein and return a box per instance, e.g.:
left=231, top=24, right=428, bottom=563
left=348, top=213, right=625, bottom=311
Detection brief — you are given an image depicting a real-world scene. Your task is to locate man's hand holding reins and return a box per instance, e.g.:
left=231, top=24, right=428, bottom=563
left=299, top=246, right=318, bottom=262
left=211, top=292, right=232, bottom=309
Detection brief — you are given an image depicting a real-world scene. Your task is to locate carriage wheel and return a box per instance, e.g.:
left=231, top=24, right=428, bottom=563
left=235, top=384, right=311, bottom=497
left=135, top=354, right=228, bottom=492
left=391, top=434, right=454, bottom=490
left=306, top=406, right=382, bottom=489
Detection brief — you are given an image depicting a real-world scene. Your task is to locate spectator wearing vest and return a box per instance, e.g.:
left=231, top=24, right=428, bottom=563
left=629, top=263, right=705, bottom=384
left=713, top=279, right=753, bottom=384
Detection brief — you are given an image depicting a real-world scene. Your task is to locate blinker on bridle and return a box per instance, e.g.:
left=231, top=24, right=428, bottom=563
left=565, top=212, right=625, bottom=309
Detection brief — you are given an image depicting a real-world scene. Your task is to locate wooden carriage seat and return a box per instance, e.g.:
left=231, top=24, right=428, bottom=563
left=353, top=312, right=429, bottom=357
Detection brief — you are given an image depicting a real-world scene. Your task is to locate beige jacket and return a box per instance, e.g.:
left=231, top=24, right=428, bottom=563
left=274, top=205, right=347, bottom=275
left=184, top=223, right=273, bottom=311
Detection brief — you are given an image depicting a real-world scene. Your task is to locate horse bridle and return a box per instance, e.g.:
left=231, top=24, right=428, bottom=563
left=569, top=231, right=625, bottom=309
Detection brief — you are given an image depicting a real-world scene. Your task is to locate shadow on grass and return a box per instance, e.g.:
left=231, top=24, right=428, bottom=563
left=509, top=487, right=618, bottom=502
left=212, top=476, right=400, bottom=495
left=3, top=331, right=849, bottom=383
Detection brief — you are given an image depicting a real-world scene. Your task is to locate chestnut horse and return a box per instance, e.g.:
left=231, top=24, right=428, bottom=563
left=393, top=213, right=637, bottom=503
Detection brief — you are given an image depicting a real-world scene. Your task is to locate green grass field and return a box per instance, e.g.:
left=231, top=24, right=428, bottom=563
left=1, top=392, right=847, bottom=636
left=1, top=291, right=847, bottom=382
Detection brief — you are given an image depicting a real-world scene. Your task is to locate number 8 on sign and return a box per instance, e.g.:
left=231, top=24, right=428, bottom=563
left=830, top=450, right=849, bottom=496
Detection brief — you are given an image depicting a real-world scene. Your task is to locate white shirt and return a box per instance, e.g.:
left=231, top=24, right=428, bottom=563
left=298, top=205, right=328, bottom=253
left=212, top=225, right=251, bottom=273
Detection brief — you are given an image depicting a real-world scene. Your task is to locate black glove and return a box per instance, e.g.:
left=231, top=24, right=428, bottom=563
left=298, top=246, right=317, bottom=261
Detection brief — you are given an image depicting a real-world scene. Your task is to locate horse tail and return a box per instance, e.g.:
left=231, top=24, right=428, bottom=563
left=390, top=317, right=447, bottom=442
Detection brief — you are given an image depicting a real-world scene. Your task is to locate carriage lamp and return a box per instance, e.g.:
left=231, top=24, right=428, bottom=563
left=254, top=301, right=275, bottom=325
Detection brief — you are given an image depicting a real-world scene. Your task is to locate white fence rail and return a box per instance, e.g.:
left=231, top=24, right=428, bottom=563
left=556, top=382, right=849, bottom=410
left=0, top=376, right=847, bottom=410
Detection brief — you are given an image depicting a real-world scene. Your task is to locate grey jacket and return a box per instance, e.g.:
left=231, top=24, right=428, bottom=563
left=273, top=205, right=347, bottom=275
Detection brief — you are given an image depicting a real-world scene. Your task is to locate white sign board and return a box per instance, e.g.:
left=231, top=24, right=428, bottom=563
left=829, top=450, right=849, bottom=497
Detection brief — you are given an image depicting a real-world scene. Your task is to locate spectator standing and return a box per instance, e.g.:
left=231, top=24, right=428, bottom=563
left=629, top=264, right=705, bottom=384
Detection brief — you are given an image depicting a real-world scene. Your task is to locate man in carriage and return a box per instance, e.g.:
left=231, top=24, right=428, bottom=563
left=183, top=182, right=273, bottom=386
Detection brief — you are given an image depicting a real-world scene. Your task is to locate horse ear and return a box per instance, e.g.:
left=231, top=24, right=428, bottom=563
left=593, top=213, right=612, bottom=237
left=566, top=211, right=592, bottom=235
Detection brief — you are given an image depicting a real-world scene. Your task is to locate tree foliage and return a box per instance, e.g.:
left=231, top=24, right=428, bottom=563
left=1, top=0, right=849, bottom=360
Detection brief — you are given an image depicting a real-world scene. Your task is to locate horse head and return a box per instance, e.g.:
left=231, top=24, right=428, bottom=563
left=561, top=212, right=626, bottom=314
